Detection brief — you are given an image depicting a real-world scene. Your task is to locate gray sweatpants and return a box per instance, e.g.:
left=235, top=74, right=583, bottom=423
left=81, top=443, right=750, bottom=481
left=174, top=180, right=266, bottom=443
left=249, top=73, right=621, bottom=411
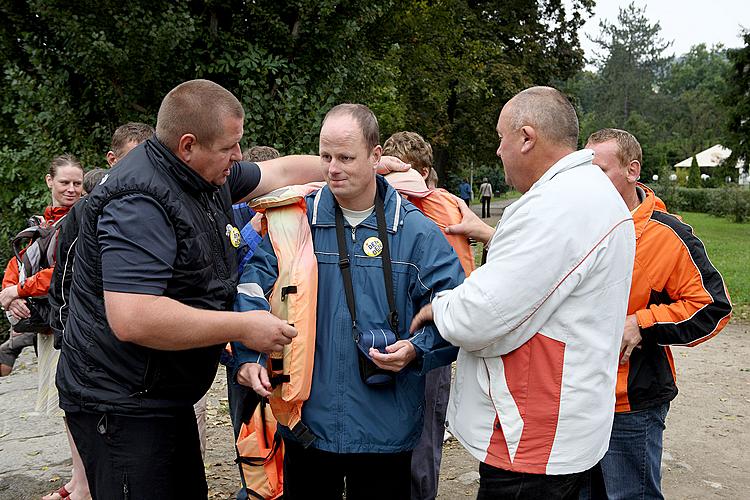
left=411, top=364, right=451, bottom=500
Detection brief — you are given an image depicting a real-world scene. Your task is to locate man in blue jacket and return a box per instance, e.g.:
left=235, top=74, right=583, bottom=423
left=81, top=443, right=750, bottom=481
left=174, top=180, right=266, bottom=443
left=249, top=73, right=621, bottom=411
left=235, top=104, right=463, bottom=499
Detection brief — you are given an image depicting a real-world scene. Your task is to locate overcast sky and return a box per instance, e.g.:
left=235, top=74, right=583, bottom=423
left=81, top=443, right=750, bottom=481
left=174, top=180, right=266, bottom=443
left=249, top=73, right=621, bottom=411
left=577, top=0, right=749, bottom=63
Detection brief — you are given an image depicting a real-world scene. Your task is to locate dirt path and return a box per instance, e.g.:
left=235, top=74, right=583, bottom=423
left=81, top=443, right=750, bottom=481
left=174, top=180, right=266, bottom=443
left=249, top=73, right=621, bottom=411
left=1, top=321, right=748, bottom=499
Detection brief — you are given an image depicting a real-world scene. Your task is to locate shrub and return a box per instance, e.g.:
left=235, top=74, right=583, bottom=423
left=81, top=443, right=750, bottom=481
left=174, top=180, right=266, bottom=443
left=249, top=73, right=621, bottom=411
left=708, top=186, right=750, bottom=223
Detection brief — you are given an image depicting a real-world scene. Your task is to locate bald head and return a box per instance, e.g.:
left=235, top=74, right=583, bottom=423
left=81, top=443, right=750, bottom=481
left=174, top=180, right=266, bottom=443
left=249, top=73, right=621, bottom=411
left=504, top=86, right=579, bottom=150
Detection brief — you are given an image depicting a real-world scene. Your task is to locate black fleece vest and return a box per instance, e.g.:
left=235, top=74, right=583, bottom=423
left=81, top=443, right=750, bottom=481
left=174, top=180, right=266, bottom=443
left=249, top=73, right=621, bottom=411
left=57, top=138, right=239, bottom=415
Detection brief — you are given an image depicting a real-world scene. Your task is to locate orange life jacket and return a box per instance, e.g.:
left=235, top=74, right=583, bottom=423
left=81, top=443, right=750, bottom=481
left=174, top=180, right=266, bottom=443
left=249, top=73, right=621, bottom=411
left=235, top=398, right=284, bottom=499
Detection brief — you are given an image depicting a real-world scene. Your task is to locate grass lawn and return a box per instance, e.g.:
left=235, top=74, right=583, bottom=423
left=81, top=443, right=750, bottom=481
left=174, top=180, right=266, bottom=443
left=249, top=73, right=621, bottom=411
left=679, top=212, right=750, bottom=319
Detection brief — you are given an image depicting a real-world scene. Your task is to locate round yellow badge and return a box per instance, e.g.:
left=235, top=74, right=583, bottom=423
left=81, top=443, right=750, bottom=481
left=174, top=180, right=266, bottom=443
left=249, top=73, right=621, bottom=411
left=363, top=236, right=383, bottom=257
left=226, top=224, right=242, bottom=248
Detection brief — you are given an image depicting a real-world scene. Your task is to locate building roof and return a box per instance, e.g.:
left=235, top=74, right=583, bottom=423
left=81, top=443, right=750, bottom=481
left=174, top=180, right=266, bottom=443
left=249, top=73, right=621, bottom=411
left=675, top=144, right=745, bottom=169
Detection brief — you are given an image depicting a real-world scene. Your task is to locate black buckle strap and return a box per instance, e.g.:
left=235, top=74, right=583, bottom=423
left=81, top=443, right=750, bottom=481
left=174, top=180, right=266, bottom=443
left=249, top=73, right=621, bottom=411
left=281, top=285, right=297, bottom=301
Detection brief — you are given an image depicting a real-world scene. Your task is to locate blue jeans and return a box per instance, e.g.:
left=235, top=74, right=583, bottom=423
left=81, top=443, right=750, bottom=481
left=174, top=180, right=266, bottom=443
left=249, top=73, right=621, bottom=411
left=593, top=402, right=670, bottom=500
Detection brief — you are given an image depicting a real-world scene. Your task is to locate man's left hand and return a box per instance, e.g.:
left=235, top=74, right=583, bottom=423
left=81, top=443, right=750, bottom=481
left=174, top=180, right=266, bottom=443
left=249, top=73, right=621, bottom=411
left=377, top=156, right=410, bottom=175
left=620, top=314, right=642, bottom=365
left=370, top=340, right=417, bottom=372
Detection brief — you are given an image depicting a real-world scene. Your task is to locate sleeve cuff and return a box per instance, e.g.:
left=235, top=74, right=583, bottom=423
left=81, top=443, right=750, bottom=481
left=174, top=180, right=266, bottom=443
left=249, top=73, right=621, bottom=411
left=635, top=309, right=655, bottom=330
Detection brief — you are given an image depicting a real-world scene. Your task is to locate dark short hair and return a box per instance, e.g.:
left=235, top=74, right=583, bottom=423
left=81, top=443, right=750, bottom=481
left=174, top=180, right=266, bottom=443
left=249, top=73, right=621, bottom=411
left=110, top=122, right=154, bottom=158
left=156, top=79, right=244, bottom=151
left=586, top=128, right=643, bottom=167
left=243, top=145, right=280, bottom=162
left=83, top=168, right=108, bottom=194
left=322, top=103, right=379, bottom=151
left=382, top=131, right=433, bottom=176
left=506, top=86, right=579, bottom=150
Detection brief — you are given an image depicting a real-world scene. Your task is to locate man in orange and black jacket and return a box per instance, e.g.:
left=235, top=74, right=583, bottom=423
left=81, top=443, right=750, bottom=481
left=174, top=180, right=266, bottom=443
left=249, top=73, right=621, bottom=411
left=585, top=128, right=732, bottom=499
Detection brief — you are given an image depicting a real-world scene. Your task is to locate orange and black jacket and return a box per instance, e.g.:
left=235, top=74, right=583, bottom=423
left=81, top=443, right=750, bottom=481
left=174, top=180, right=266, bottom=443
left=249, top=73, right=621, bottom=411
left=615, top=184, right=732, bottom=412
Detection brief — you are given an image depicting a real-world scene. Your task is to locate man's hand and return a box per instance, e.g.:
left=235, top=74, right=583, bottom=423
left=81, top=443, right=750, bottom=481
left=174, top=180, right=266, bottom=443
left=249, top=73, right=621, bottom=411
left=250, top=212, right=264, bottom=233
left=238, top=310, right=297, bottom=353
left=620, top=314, right=642, bottom=365
left=7, top=298, right=30, bottom=320
left=236, top=363, right=273, bottom=397
left=444, top=197, right=495, bottom=244
left=370, top=340, right=417, bottom=372
left=0, top=285, right=20, bottom=310
left=377, top=156, right=410, bottom=175
left=410, top=303, right=434, bottom=334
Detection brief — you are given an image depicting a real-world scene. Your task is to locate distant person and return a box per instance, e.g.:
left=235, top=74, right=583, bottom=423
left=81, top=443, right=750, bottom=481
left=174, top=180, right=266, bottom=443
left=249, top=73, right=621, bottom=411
left=411, top=86, right=636, bottom=498
left=479, top=177, right=493, bottom=218
left=459, top=178, right=472, bottom=206
left=585, top=128, right=732, bottom=499
left=0, top=155, right=84, bottom=500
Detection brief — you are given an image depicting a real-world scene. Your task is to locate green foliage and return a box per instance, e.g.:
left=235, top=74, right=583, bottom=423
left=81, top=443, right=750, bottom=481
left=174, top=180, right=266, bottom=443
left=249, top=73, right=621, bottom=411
left=724, top=30, right=750, bottom=169
left=566, top=3, right=732, bottom=180
left=687, top=156, right=702, bottom=188
left=0, top=1, right=595, bottom=266
left=708, top=186, right=750, bottom=223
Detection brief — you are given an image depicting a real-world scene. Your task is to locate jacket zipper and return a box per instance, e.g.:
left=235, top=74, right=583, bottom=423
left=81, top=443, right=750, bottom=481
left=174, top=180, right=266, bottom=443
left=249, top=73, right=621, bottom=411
left=203, top=194, right=229, bottom=279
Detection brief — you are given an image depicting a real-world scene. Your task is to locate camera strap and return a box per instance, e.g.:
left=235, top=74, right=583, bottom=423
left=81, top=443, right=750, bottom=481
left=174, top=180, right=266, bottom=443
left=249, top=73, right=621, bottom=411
left=334, top=181, right=399, bottom=337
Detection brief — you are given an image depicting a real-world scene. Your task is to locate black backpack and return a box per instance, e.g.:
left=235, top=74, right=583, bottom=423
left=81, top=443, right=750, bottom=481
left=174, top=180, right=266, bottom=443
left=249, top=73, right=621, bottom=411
left=10, top=215, right=66, bottom=333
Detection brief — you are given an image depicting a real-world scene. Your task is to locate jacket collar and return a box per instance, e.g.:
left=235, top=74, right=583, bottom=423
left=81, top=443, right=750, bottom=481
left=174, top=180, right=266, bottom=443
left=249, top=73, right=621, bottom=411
left=632, top=183, right=666, bottom=239
left=44, top=205, right=71, bottom=223
left=311, top=176, right=402, bottom=233
left=145, top=137, right=219, bottom=196
left=531, top=149, right=595, bottom=191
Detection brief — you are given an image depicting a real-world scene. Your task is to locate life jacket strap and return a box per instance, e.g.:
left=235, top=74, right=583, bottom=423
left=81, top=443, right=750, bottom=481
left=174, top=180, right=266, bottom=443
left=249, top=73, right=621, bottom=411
left=290, top=421, right=316, bottom=449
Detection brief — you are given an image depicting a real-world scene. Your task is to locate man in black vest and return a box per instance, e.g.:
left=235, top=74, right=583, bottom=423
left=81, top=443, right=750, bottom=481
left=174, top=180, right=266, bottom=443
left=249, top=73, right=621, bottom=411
left=56, top=80, right=407, bottom=499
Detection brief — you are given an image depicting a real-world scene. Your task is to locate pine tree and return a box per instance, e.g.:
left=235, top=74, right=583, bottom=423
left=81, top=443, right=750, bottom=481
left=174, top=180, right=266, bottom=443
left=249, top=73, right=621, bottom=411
left=687, top=155, right=702, bottom=188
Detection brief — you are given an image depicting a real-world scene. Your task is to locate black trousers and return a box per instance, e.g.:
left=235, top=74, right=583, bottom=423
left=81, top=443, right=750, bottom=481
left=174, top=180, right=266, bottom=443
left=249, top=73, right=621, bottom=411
left=477, top=462, right=587, bottom=500
left=283, top=438, right=412, bottom=500
left=481, top=196, right=491, bottom=218
left=66, top=409, right=207, bottom=500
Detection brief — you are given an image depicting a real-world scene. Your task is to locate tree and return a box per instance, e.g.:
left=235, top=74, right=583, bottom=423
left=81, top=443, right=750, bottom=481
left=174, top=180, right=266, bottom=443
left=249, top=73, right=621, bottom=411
left=724, top=30, right=750, bottom=171
left=0, top=0, right=390, bottom=264
left=588, top=2, right=671, bottom=124
left=687, top=155, right=701, bottom=188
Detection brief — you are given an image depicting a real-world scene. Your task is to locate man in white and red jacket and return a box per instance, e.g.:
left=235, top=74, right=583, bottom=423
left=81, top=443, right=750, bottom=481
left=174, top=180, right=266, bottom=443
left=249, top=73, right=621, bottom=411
left=411, top=86, right=636, bottom=498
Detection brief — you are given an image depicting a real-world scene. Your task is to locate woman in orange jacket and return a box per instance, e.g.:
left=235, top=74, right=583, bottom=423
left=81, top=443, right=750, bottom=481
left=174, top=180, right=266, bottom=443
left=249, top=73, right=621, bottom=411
left=0, top=154, right=85, bottom=500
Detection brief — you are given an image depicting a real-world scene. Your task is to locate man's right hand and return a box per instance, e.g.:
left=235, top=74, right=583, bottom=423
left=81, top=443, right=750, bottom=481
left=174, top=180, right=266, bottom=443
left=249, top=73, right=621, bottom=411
left=445, top=196, right=495, bottom=244
left=7, top=298, right=30, bottom=320
left=238, top=310, right=297, bottom=352
left=236, top=362, right=273, bottom=397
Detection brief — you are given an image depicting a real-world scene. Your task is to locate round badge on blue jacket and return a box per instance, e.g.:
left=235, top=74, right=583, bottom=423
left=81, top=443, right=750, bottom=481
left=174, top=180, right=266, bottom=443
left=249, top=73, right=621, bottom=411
left=363, top=237, right=383, bottom=257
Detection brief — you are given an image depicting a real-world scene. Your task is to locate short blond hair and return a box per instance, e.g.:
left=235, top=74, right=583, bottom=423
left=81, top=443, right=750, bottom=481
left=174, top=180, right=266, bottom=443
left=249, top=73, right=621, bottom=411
left=156, top=79, right=244, bottom=151
left=243, top=146, right=280, bottom=162
left=382, top=131, right=433, bottom=177
left=587, top=128, right=642, bottom=167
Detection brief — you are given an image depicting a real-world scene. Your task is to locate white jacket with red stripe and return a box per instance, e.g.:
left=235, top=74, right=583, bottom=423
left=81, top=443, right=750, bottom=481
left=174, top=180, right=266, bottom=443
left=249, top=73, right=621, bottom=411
left=432, top=150, right=635, bottom=475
